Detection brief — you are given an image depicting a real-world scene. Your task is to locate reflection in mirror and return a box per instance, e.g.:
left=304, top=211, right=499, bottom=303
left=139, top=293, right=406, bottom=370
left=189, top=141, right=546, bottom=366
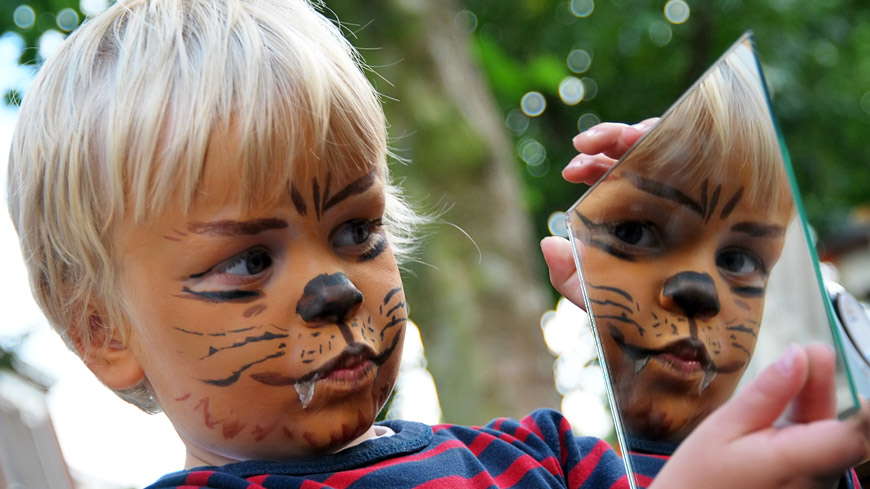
left=566, top=33, right=858, bottom=489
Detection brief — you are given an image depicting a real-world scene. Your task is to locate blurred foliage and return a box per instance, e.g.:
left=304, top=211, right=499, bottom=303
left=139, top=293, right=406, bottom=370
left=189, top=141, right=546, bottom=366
left=460, top=0, right=870, bottom=244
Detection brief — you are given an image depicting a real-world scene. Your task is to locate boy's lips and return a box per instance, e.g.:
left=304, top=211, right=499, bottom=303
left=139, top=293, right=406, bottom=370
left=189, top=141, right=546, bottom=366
left=608, top=325, right=745, bottom=393
left=250, top=334, right=401, bottom=387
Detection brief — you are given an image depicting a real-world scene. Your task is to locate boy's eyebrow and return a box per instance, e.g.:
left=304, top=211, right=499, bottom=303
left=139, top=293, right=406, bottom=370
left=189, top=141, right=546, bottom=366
left=730, top=221, right=785, bottom=238
left=623, top=171, right=704, bottom=216
left=321, top=169, right=377, bottom=215
left=188, top=218, right=288, bottom=236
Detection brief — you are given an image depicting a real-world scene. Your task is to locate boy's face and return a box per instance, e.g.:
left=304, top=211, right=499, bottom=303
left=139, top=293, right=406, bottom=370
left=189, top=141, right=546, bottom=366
left=114, top=132, right=405, bottom=464
left=572, top=162, right=792, bottom=442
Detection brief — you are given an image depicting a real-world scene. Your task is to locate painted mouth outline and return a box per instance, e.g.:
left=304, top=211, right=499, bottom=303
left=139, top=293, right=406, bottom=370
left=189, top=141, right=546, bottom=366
left=249, top=334, right=401, bottom=387
left=608, top=324, right=744, bottom=394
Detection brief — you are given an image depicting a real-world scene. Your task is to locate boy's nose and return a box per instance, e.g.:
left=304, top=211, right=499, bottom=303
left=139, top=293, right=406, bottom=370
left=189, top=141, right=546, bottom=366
left=659, top=271, right=721, bottom=319
left=296, top=272, right=363, bottom=324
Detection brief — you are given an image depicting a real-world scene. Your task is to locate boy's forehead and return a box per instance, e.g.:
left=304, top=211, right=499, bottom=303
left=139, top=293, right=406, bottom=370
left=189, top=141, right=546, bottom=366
left=193, top=124, right=381, bottom=208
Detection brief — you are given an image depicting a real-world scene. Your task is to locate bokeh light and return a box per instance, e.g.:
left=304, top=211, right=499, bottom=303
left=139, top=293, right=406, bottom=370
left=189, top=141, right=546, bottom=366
left=559, top=76, right=585, bottom=105
left=547, top=211, right=569, bottom=238
left=541, top=297, right=612, bottom=438
left=582, top=77, right=598, bottom=101
left=520, top=91, right=547, bottom=117
left=38, top=29, right=65, bottom=61
left=664, top=0, right=690, bottom=24
left=13, top=5, right=36, bottom=30
left=80, top=0, right=110, bottom=16
left=812, top=39, right=838, bottom=68
left=454, top=10, right=478, bottom=34
left=517, top=137, right=546, bottom=165
left=577, top=112, right=601, bottom=132
left=649, top=20, right=673, bottom=46
left=56, top=8, right=80, bottom=32
left=505, top=108, right=530, bottom=136
left=570, top=0, right=594, bottom=18
left=567, top=48, right=592, bottom=73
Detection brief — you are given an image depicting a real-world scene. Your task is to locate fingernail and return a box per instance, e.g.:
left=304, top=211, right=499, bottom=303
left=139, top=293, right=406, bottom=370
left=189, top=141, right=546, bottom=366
left=776, top=343, right=800, bottom=375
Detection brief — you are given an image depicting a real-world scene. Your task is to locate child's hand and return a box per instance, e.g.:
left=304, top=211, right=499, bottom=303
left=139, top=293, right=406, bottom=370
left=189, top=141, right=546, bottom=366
left=650, top=343, right=870, bottom=489
left=562, top=118, right=657, bottom=184
left=541, top=119, right=658, bottom=310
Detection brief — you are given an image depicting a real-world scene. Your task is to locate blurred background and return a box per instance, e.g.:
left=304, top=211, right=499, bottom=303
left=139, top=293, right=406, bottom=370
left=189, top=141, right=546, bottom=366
left=1, top=0, right=869, bottom=487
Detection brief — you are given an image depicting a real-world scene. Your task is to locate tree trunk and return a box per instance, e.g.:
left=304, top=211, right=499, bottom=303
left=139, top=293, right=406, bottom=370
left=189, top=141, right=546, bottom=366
left=329, top=0, right=561, bottom=424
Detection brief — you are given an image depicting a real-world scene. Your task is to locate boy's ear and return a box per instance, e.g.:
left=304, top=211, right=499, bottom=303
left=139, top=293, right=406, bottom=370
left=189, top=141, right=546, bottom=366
left=75, top=313, right=146, bottom=391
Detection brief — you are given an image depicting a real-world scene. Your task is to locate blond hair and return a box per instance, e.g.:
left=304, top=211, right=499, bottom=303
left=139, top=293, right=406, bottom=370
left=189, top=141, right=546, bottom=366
left=8, top=0, right=422, bottom=412
left=623, top=39, right=790, bottom=212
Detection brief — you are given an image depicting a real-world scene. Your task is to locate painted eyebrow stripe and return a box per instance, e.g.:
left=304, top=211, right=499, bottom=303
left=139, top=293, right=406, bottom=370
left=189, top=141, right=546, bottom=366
left=719, top=187, right=744, bottom=220
left=623, top=171, right=704, bottom=217
left=188, top=218, right=288, bottom=236
left=322, top=170, right=377, bottom=214
left=731, top=221, right=785, bottom=238
left=290, top=185, right=308, bottom=216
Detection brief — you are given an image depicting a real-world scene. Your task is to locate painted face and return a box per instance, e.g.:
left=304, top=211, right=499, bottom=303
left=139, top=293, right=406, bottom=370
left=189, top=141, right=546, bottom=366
left=573, top=164, right=792, bottom=442
left=115, top=132, right=405, bottom=464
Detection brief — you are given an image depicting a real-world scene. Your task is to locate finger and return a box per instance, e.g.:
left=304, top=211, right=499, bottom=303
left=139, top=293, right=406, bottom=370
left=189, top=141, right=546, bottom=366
left=706, top=344, right=809, bottom=436
left=767, top=417, right=869, bottom=478
left=562, top=154, right=618, bottom=184
left=572, top=118, right=657, bottom=159
left=784, top=342, right=837, bottom=423
left=572, top=123, right=633, bottom=158
left=540, top=236, right=587, bottom=310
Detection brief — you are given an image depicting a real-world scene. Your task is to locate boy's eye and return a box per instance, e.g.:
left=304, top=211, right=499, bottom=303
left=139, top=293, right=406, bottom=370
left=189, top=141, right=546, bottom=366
left=716, top=249, right=764, bottom=277
left=332, top=219, right=381, bottom=247
left=610, top=221, right=661, bottom=249
left=218, top=247, right=273, bottom=276
left=612, top=221, right=659, bottom=247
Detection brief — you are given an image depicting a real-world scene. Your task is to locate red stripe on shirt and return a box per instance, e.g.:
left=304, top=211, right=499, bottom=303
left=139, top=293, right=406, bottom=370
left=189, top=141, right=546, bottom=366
left=185, top=472, right=215, bottom=486
left=566, top=439, right=611, bottom=486
left=414, top=471, right=495, bottom=489
left=494, top=453, right=561, bottom=486
left=246, top=475, right=269, bottom=486
left=319, top=439, right=467, bottom=488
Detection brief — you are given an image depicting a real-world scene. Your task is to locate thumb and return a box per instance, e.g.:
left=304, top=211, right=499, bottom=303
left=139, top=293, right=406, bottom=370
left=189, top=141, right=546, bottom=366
left=540, top=236, right=587, bottom=310
left=707, top=344, right=808, bottom=437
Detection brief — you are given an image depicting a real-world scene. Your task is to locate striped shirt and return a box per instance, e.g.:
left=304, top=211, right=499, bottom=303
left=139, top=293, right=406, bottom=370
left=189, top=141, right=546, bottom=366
left=147, top=409, right=663, bottom=489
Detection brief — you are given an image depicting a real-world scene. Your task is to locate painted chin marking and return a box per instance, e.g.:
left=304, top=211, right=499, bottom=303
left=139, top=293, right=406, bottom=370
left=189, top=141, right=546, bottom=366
left=608, top=325, right=743, bottom=395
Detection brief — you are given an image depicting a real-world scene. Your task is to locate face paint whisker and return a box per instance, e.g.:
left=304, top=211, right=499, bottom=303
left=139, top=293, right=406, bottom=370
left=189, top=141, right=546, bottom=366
left=725, top=324, right=757, bottom=337
left=588, top=283, right=634, bottom=303
left=202, top=351, right=286, bottom=386
left=174, top=326, right=258, bottom=337
left=201, top=331, right=289, bottom=359
left=589, top=297, right=633, bottom=314
left=379, top=317, right=406, bottom=340
left=383, top=286, right=403, bottom=305
left=602, top=314, right=645, bottom=336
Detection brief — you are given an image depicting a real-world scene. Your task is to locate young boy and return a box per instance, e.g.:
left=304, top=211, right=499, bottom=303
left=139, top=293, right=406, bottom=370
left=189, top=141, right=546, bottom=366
left=8, top=0, right=869, bottom=487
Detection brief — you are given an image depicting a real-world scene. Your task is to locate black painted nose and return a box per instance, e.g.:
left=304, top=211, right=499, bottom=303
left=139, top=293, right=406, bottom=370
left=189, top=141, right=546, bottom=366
left=296, top=273, right=363, bottom=323
left=661, top=271, right=720, bottom=318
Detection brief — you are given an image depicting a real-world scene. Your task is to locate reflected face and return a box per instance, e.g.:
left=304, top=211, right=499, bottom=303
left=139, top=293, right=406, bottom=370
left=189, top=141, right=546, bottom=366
left=574, top=163, right=792, bottom=442
left=116, top=133, right=405, bottom=463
